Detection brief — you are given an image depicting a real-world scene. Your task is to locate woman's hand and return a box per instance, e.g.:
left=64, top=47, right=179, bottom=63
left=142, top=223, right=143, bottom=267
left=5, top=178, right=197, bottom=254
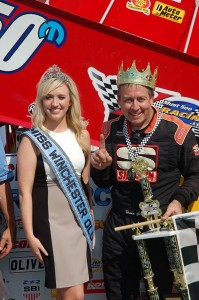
left=28, top=235, right=48, bottom=264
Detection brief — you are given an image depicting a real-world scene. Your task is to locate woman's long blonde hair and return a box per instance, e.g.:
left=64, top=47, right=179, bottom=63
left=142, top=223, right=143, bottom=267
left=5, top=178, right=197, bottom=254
left=32, top=66, right=89, bottom=155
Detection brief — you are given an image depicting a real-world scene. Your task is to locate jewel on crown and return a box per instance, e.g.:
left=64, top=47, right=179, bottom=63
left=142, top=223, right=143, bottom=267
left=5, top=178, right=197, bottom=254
left=117, top=60, right=158, bottom=90
left=42, top=64, right=68, bottom=82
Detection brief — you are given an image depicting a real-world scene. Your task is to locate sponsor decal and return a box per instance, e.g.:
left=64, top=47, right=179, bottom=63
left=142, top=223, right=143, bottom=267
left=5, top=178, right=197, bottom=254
left=92, top=257, right=102, bottom=273
left=84, top=279, right=105, bottom=294
left=90, top=178, right=112, bottom=207
left=161, top=99, right=199, bottom=123
left=193, top=144, right=199, bottom=156
left=152, top=1, right=185, bottom=23
left=12, top=239, right=31, bottom=251
left=23, top=280, right=41, bottom=300
left=95, top=219, right=105, bottom=230
left=28, top=103, right=35, bottom=116
left=176, top=127, right=186, bottom=140
left=6, top=155, right=17, bottom=182
left=9, top=257, right=44, bottom=273
left=126, top=0, right=151, bottom=15
left=0, top=1, right=67, bottom=73
left=117, top=169, right=158, bottom=182
left=50, top=289, right=57, bottom=298
left=15, top=217, right=23, bottom=232
left=158, top=98, right=199, bottom=140
left=12, top=188, right=20, bottom=208
left=116, top=144, right=159, bottom=183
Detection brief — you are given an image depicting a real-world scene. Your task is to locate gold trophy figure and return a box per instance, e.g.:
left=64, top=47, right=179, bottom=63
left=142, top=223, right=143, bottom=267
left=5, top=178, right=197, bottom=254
left=129, top=157, right=162, bottom=229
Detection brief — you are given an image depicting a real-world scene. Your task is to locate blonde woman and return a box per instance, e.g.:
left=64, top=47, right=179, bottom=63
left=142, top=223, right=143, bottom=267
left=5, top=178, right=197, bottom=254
left=17, top=65, right=94, bottom=300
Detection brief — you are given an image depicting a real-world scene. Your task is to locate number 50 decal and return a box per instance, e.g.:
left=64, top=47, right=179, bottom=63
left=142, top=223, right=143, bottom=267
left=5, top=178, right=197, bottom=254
left=0, top=1, right=67, bottom=72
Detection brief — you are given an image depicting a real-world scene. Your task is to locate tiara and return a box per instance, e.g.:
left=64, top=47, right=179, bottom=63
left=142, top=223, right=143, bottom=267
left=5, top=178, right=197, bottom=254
left=117, top=60, right=158, bottom=90
left=41, top=64, right=68, bottom=83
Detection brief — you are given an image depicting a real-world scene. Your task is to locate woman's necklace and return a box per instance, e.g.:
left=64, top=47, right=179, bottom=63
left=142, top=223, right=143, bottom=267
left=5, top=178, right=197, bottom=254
left=123, top=110, right=162, bottom=180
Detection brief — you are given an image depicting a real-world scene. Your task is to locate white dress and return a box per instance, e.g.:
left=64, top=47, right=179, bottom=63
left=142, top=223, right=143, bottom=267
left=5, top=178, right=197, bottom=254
left=32, top=129, right=90, bottom=289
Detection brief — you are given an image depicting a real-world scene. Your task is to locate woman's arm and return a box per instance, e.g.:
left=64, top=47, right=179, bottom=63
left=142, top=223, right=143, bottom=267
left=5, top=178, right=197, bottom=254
left=17, top=135, right=48, bottom=262
left=17, top=136, right=36, bottom=239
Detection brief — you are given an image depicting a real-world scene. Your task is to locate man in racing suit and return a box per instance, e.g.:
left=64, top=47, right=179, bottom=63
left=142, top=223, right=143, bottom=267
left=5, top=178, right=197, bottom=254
left=91, top=60, right=199, bottom=300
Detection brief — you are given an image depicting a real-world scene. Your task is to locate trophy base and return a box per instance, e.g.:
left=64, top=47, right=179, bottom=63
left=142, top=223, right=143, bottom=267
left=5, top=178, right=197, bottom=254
left=132, top=229, right=176, bottom=240
left=163, top=293, right=182, bottom=300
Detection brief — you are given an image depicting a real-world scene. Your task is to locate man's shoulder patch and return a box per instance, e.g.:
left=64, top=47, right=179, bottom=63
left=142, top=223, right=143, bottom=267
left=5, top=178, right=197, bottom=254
left=162, top=113, right=191, bottom=145
left=101, top=117, right=120, bottom=140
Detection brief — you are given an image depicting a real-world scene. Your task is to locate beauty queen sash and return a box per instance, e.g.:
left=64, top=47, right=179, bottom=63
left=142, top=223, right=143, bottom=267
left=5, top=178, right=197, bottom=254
left=24, top=128, right=94, bottom=253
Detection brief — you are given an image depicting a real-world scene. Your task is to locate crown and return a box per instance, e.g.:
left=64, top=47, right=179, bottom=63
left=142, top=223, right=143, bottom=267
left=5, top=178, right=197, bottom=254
left=41, top=64, right=68, bottom=83
left=117, top=60, right=158, bottom=90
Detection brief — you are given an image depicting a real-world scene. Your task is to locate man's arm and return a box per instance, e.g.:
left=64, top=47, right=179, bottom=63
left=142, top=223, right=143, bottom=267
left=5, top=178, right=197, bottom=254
left=162, top=128, right=199, bottom=220
left=0, top=180, right=16, bottom=258
left=173, top=129, right=199, bottom=207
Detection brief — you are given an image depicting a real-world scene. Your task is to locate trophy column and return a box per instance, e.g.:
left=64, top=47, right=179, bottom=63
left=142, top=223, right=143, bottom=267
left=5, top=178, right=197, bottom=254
left=117, top=156, right=189, bottom=300
left=129, top=157, right=161, bottom=299
left=135, top=228, right=159, bottom=300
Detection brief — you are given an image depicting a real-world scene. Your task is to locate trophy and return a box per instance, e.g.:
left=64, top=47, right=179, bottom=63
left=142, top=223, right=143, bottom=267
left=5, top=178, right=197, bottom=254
left=115, top=157, right=189, bottom=300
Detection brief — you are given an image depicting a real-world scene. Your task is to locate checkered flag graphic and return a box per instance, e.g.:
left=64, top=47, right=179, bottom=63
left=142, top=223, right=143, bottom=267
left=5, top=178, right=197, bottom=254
left=88, top=67, right=167, bottom=121
left=193, top=108, right=199, bottom=116
left=192, top=127, right=199, bottom=139
left=88, top=67, right=120, bottom=121
left=87, top=67, right=199, bottom=141
left=186, top=108, right=199, bottom=139
left=152, top=99, right=165, bottom=110
left=172, top=212, right=199, bottom=300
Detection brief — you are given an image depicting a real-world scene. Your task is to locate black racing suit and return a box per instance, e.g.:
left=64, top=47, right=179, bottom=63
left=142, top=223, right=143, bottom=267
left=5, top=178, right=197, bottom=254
left=91, top=110, right=199, bottom=300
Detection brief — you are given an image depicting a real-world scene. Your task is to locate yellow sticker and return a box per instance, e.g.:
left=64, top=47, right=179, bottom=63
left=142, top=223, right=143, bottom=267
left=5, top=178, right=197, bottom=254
left=51, top=289, right=57, bottom=297
left=152, top=1, right=185, bottom=23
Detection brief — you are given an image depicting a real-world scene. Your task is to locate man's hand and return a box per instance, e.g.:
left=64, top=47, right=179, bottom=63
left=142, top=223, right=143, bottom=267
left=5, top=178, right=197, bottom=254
left=162, top=199, right=182, bottom=221
left=91, top=134, right=112, bottom=170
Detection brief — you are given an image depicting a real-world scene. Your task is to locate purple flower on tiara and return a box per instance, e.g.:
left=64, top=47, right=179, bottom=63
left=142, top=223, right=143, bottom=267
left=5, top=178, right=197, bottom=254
left=42, top=64, right=68, bottom=83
